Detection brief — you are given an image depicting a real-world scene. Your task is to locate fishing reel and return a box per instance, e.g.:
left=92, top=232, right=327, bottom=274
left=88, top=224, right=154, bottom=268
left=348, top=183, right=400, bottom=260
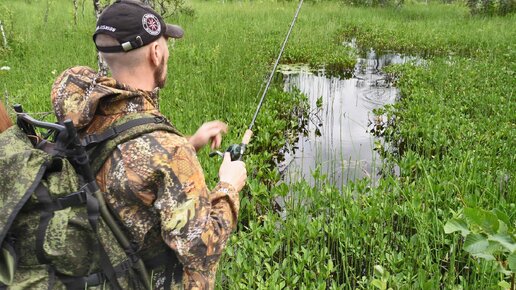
left=209, top=143, right=246, bottom=161
left=209, top=129, right=253, bottom=162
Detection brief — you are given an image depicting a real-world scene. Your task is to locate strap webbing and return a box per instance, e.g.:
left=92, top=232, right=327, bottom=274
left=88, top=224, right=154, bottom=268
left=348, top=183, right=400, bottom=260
left=58, top=259, right=133, bottom=289
left=32, top=180, right=122, bottom=290
left=83, top=181, right=122, bottom=290
left=34, top=183, right=53, bottom=265
left=81, top=116, right=167, bottom=149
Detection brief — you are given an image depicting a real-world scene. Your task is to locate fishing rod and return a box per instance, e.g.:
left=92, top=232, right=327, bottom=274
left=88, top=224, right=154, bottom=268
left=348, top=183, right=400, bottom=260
left=210, top=0, right=304, bottom=161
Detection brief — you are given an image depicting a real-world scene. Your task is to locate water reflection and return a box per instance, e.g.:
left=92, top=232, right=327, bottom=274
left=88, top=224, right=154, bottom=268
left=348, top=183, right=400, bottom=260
left=280, top=51, right=418, bottom=188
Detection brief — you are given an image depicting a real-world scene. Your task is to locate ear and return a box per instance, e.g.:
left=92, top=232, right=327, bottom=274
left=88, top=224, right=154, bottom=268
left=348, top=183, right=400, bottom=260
left=148, top=41, right=162, bottom=68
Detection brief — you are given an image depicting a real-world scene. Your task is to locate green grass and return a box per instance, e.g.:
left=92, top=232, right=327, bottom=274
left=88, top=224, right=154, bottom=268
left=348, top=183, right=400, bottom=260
left=1, top=0, right=515, bottom=289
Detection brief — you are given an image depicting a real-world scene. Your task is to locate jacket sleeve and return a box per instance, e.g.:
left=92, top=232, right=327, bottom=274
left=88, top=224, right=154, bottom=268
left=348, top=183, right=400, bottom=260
left=148, top=132, right=240, bottom=289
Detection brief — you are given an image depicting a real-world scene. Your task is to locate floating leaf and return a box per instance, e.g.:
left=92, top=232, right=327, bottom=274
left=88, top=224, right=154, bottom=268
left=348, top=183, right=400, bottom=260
left=444, top=218, right=470, bottom=236
left=316, top=96, right=323, bottom=109
left=464, top=233, right=489, bottom=254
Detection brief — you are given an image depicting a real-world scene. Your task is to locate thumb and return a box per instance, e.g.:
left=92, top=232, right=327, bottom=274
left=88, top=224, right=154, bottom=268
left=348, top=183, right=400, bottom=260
left=223, top=152, right=231, bottom=163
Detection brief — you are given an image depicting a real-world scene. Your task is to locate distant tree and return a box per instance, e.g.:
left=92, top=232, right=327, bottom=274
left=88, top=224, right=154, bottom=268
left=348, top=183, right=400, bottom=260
left=93, top=0, right=187, bottom=18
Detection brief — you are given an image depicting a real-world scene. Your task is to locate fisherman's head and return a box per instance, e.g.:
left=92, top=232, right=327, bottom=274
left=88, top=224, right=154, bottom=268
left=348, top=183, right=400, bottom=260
left=93, top=0, right=183, bottom=89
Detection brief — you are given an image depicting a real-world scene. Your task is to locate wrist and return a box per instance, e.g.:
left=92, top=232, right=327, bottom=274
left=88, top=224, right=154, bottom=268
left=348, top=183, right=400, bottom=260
left=187, top=135, right=201, bottom=152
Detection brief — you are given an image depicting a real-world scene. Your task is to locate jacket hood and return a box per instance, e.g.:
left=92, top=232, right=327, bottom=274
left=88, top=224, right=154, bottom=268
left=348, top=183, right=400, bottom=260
left=51, top=66, right=160, bottom=129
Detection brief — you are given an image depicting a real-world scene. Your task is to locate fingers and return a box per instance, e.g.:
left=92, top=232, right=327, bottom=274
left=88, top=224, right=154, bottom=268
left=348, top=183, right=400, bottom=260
left=205, top=121, right=226, bottom=149
left=211, top=133, right=222, bottom=149
left=205, top=121, right=228, bottom=135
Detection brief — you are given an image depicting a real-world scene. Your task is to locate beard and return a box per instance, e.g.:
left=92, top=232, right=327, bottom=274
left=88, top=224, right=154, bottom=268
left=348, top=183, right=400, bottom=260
left=154, top=55, right=167, bottom=89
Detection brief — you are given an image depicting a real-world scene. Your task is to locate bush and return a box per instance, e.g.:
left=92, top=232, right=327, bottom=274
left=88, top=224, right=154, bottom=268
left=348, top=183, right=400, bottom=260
left=466, top=0, right=516, bottom=15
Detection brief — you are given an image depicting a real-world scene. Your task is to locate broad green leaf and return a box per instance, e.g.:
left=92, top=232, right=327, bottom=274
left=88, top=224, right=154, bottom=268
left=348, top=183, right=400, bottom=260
left=488, top=234, right=516, bottom=253
left=464, top=208, right=499, bottom=234
left=485, top=240, right=504, bottom=254
left=509, top=251, right=516, bottom=272
left=493, top=209, right=510, bottom=226
left=371, top=279, right=386, bottom=290
left=444, top=218, right=470, bottom=236
left=472, top=252, right=496, bottom=261
left=498, top=280, right=510, bottom=289
left=464, top=233, right=489, bottom=254
left=464, top=207, right=482, bottom=226
left=374, top=265, right=385, bottom=277
left=497, top=220, right=509, bottom=235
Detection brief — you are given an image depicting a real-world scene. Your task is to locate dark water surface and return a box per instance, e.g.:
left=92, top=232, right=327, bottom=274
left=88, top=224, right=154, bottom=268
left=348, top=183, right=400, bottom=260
left=279, top=51, right=419, bottom=188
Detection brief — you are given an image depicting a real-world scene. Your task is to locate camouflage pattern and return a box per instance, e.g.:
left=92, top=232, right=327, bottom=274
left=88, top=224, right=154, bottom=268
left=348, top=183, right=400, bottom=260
left=0, top=114, right=143, bottom=289
left=0, top=126, right=50, bottom=287
left=51, top=66, right=240, bottom=289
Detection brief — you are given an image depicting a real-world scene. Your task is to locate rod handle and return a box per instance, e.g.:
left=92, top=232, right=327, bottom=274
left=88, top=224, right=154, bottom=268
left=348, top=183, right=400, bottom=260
left=242, top=129, right=253, bottom=145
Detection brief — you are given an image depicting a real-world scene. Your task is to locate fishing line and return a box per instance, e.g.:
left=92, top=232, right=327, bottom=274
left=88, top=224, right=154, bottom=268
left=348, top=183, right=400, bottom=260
left=211, top=0, right=304, bottom=161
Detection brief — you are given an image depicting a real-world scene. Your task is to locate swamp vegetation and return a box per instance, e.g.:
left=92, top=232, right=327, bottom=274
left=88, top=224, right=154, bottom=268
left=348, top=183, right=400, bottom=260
left=0, top=0, right=515, bottom=288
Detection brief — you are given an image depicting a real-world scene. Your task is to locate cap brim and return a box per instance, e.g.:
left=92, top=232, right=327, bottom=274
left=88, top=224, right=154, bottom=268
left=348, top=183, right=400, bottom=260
left=164, top=24, right=184, bottom=39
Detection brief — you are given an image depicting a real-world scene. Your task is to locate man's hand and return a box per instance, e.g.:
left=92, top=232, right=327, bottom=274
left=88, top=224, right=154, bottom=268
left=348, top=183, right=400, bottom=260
left=219, top=153, right=247, bottom=192
left=188, top=121, right=228, bottom=152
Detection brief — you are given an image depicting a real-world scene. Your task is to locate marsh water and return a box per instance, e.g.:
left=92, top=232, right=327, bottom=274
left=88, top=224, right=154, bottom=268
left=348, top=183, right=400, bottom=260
left=279, top=50, right=419, bottom=188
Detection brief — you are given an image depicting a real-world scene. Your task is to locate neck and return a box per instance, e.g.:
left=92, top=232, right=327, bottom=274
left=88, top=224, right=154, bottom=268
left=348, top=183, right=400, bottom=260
left=111, top=66, right=157, bottom=91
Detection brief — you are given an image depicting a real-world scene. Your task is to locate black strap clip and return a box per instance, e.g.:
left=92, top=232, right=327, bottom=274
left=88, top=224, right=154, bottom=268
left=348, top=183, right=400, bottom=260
left=55, top=190, right=87, bottom=210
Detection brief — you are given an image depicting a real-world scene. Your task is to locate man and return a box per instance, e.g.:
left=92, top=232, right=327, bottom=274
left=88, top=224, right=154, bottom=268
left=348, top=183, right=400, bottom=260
left=51, top=0, right=247, bottom=289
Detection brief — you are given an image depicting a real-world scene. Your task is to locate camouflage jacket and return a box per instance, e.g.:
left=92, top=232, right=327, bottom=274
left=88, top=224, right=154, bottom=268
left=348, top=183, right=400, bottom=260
left=51, top=66, right=239, bottom=289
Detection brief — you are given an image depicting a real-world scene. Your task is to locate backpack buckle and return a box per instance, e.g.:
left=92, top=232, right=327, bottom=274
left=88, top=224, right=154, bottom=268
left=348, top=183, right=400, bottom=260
left=56, top=190, right=87, bottom=209
left=82, top=134, right=99, bottom=147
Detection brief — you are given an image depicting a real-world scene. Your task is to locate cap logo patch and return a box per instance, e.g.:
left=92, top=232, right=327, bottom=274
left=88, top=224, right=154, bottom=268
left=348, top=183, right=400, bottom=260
left=142, top=13, right=161, bottom=36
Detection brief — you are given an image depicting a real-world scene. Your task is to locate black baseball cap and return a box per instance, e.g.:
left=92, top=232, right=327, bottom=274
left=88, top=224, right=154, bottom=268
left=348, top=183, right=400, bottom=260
left=93, top=0, right=184, bottom=53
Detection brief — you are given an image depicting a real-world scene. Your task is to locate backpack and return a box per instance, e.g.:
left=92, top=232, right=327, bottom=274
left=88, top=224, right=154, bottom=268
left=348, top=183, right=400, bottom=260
left=0, top=105, right=183, bottom=290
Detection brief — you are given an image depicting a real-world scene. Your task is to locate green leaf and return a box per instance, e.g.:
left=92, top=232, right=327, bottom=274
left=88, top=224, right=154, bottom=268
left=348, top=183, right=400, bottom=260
left=444, top=218, right=470, bottom=236
left=371, top=279, right=386, bottom=290
left=464, top=233, right=489, bottom=254
left=464, top=208, right=499, bottom=234
left=498, top=280, right=511, bottom=289
left=485, top=240, right=504, bottom=255
left=374, top=265, right=385, bottom=277
left=493, top=209, right=510, bottom=226
left=497, top=220, right=509, bottom=234
left=488, top=234, right=516, bottom=253
left=472, top=252, right=496, bottom=261
left=508, top=251, right=516, bottom=272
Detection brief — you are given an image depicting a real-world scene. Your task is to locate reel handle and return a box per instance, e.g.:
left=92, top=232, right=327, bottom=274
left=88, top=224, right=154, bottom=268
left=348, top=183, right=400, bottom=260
left=209, top=143, right=245, bottom=161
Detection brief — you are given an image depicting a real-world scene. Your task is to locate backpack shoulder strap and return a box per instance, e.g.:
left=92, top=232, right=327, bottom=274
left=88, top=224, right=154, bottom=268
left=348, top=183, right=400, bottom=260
left=85, top=113, right=182, bottom=175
